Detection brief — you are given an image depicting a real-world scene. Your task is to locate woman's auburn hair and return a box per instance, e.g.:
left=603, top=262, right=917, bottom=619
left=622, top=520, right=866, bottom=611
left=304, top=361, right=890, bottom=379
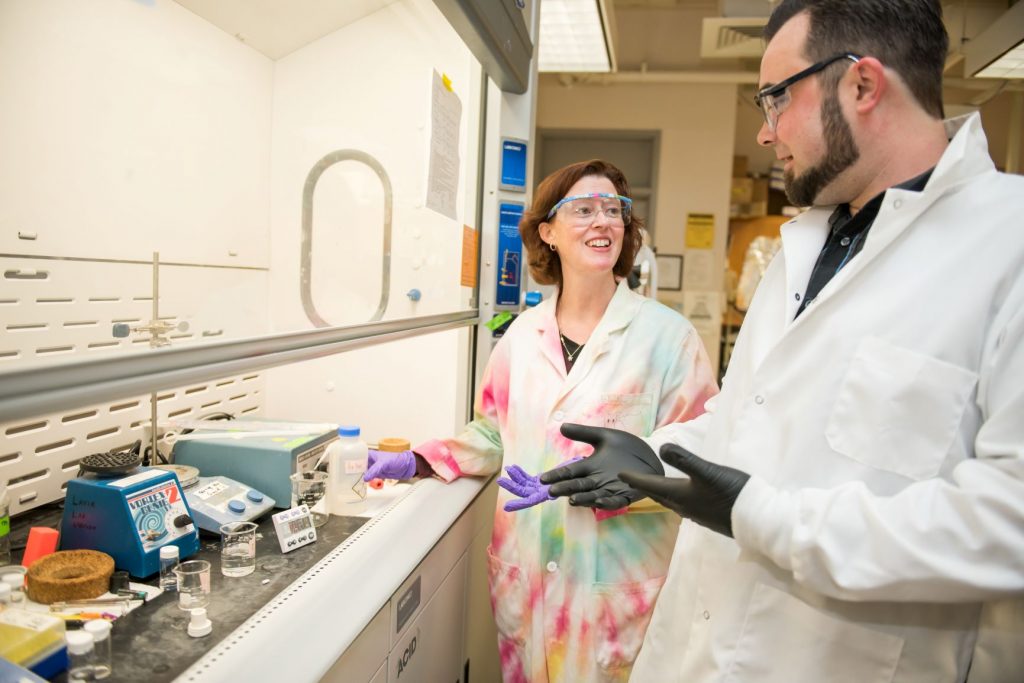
left=519, top=159, right=644, bottom=288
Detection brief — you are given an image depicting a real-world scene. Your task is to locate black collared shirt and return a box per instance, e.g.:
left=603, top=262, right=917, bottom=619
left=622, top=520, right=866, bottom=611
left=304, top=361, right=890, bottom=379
left=794, top=168, right=933, bottom=319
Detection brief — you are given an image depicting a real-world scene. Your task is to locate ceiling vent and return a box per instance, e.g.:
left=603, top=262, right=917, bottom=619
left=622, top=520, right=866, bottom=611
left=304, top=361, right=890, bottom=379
left=700, top=17, right=767, bottom=59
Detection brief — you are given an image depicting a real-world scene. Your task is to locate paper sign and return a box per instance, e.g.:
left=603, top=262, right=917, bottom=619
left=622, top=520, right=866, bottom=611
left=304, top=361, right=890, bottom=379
left=682, top=249, right=715, bottom=290
left=461, top=225, right=478, bottom=287
left=685, top=213, right=715, bottom=249
left=426, top=70, right=462, bottom=220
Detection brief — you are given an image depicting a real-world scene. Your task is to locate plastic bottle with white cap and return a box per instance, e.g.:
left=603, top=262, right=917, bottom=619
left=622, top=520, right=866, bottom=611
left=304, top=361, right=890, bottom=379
left=188, top=607, right=212, bottom=637
left=66, top=630, right=96, bottom=681
left=84, top=619, right=113, bottom=678
left=159, top=545, right=180, bottom=592
left=325, top=426, right=368, bottom=515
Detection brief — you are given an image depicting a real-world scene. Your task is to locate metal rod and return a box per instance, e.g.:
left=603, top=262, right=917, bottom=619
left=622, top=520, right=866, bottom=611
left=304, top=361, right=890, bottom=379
left=151, top=252, right=160, bottom=465
left=0, top=310, right=478, bottom=424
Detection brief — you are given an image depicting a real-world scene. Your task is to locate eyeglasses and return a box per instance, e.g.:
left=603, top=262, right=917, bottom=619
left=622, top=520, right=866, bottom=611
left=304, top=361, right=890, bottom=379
left=546, top=193, right=632, bottom=227
left=754, top=53, right=861, bottom=132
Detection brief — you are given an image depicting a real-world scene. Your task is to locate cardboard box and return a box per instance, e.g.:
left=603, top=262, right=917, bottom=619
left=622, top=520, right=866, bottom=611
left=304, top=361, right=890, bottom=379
left=752, top=177, right=769, bottom=202
left=732, top=155, right=749, bottom=178
left=730, top=201, right=768, bottom=219
left=731, top=177, right=754, bottom=203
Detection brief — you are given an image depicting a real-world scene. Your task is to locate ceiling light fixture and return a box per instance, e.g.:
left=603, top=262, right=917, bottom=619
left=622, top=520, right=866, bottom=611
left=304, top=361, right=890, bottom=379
left=538, top=0, right=611, bottom=73
left=965, top=1, right=1024, bottom=80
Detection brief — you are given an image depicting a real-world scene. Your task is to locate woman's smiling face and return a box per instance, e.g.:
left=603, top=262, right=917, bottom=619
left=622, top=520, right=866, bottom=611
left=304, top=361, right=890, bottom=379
left=540, top=175, right=626, bottom=281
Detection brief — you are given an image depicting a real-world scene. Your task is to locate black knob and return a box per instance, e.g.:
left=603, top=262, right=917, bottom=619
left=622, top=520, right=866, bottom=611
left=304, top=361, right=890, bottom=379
left=173, top=514, right=193, bottom=529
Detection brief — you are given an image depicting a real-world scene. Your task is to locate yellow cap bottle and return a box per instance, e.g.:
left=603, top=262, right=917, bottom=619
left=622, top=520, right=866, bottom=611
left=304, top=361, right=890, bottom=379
left=371, top=438, right=412, bottom=488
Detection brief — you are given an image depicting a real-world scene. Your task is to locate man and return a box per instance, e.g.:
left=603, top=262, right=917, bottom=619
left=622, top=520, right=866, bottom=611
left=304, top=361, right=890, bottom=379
left=527, top=0, right=1024, bottom=680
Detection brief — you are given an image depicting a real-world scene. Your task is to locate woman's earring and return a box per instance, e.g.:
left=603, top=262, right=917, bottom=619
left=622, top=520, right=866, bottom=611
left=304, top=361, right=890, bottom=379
left=549, top=243, right=556, bottom=252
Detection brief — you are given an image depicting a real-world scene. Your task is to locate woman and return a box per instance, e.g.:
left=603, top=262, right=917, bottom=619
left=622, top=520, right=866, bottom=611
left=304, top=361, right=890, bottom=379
left=365, top=159, right=718, bottom=682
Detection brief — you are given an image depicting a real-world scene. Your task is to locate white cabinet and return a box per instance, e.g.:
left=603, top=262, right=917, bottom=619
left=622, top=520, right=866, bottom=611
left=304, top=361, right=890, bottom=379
left=320, top=479, right=498, bottom=683
left=388, top=554, right=468, bottom=683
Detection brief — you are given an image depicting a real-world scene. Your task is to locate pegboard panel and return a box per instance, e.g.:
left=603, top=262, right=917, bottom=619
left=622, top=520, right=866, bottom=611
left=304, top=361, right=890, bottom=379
left=1, top=376, right=264, bottom=515
left=0, top=255, right=272, bottom=514
left=0, top=256, right=270, bottom=364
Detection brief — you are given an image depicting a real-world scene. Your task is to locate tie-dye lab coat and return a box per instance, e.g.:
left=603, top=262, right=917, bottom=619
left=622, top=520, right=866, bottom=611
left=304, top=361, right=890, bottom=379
left=417, top=280, right=718, bottom=683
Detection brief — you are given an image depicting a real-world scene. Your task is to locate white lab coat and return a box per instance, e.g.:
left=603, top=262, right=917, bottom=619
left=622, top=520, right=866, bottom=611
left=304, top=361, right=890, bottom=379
left=633, top=114, right=1024, bottom=683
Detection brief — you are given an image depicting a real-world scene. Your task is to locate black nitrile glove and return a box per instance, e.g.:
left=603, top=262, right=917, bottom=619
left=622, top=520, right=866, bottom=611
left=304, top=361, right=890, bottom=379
left=618, top=443, right=750, bottom=537
left=539, top=424, right=664, bottom=509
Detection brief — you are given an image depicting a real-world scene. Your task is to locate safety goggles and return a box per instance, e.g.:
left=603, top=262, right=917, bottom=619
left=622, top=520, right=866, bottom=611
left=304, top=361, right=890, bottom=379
left=754, top=53, right=861, bottom=132
left=546, top=193, right=633, bottom=227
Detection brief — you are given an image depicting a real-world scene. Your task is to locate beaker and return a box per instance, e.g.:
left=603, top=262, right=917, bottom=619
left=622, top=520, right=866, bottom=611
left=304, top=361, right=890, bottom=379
left=290, top=471, right=329, bottom=527
left=174, top=560, right=211, bottom=611
left=219, top=521, right=257, bottom=578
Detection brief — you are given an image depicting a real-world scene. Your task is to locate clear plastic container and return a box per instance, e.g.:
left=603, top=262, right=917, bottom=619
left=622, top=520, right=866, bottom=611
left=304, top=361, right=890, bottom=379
left=159, top=545, right=180, bottom=592
left=83, top=619, right=113, bottom=679
left=326, top=426, right=367, bottom=515
left=0, top=609, right=66, bottom=673
left=66, top=630, right=95, bottom=681
left=2, top=573, right=24, bottom=603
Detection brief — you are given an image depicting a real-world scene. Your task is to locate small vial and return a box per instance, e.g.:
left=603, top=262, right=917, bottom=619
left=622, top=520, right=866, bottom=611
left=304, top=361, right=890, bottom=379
left=66, top=630, right=95, bottom=681
left=84, top=619, right=113, bottom=679
left=1, top=573, right=24, bottom=602
left=159, top=545, right=180, bottom=592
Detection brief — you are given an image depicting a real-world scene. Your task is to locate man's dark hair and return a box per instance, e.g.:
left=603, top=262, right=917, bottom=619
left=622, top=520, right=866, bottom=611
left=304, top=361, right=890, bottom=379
left=765, top=0, right=947, bottom=119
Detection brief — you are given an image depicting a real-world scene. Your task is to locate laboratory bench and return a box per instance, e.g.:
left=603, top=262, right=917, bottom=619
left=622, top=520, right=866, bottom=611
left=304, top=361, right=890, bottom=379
left=7, top=475, right=499, bottom=683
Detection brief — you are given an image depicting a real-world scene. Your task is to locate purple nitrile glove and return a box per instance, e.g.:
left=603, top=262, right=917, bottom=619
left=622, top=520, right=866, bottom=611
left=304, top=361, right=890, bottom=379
left=498, top=458, right=584, bottom=513
left=364, top=449, right=418, bottom=481
left=497, top=465, right=553, bottom=512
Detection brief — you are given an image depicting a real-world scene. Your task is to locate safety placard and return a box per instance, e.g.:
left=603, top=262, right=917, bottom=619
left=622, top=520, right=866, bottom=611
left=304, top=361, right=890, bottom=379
left=499, top=138, right=527, bottom=192
left=496, top=202, right=525, bottom=307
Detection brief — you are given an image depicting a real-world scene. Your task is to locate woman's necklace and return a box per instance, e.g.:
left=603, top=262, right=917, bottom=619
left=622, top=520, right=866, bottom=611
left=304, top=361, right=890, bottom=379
left=559, top=333, right=584, bottom=362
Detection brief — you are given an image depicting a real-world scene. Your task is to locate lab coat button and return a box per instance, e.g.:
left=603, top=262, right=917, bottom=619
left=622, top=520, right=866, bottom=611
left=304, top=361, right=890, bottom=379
left=553, top=411, right=565, bottom=422
left=794, top=293, right=801, bottom=301
left=840, top=236, right=851, bottom=247
left=754, top=395, right=765, bottom=405
left=546, top=561, right=558, bottom=573
left=894, top=199, right=903, bottom=209
left=703, top=610, right=710, bottom=620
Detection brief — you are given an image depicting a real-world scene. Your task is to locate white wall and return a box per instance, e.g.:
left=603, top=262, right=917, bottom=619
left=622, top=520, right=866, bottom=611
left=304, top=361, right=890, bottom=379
left=0, top=0, right=274, bottom=267
left=537, top=77, right=737, bottom=371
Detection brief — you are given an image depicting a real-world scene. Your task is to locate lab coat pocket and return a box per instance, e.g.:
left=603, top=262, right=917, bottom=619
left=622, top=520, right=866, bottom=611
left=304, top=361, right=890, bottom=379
left=599, top=393, right=654, bottom=435
left=825, top=336, right=976, bottom=480
left=486, top=547, right=528, bottom=645
left=726, top=583, right=902, bottom=683
left=592, top=574, right=666, bottom=672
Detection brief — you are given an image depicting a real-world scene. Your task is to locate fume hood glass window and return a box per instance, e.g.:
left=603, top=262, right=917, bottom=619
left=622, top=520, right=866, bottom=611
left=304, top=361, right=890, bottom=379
left=0, top=0, right=485, bottom=372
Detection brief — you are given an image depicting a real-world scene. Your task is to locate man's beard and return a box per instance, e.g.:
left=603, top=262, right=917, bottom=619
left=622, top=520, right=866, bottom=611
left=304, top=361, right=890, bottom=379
left=783, top=88, right=860, bottom=207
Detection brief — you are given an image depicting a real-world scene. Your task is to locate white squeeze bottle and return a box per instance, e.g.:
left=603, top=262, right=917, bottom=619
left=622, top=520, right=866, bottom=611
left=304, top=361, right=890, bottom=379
left=326, top=425, right=368, bottom=515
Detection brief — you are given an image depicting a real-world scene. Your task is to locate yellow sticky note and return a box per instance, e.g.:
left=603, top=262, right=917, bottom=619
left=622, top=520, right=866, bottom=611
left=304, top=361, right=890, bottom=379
left=441, top=73, right=453, bottom=92
left=685, top=213, right=715, bottom=249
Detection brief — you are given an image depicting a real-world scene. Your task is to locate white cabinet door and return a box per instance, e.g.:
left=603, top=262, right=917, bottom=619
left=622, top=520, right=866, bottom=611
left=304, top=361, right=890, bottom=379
left=389, top=553, right=468, bottom=683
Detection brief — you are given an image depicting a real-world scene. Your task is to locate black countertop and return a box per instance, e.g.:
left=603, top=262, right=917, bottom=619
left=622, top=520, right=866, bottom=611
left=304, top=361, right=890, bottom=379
left=8, top=502, right=368, bottom=682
